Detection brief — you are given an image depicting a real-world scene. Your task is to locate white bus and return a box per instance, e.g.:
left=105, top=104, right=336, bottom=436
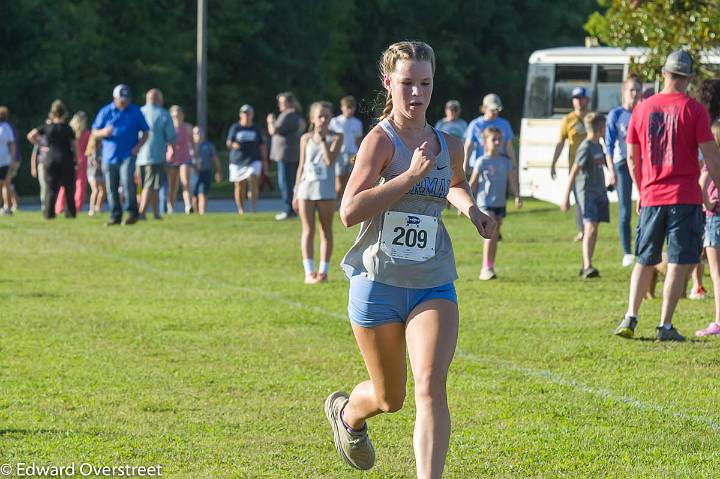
left=518, top=46, right=718, bottom=204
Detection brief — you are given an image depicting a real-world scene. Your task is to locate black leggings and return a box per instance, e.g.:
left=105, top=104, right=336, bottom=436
left=44, top=160, right=76, bottom=219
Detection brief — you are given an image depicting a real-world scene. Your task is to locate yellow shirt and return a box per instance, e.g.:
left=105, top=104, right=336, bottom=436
left=559, top=111, right=587, bottom=167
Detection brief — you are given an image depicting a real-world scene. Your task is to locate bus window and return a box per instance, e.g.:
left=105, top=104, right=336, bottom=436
left=524, top=63, right=553, bottom=118
left=596, top=64, right=624, bottom=113
left=552, top=65, right=591, bottom=115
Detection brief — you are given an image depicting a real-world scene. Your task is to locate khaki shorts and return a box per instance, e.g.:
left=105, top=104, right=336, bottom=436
left=139, top=164, right=164, bottom=191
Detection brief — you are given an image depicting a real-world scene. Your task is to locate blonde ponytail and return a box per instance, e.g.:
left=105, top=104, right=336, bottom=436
left=380, top=92, right=393, bottom=121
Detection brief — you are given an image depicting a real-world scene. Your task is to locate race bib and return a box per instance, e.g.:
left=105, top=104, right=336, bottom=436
left=380, top=211, right=438, bottom=261
left=305, top=161, right=327, bottom=181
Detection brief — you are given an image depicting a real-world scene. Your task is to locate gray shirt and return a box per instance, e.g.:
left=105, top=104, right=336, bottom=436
left=138, top=104, right=176, bottom=166
left=473, top=154, right=511, bottom=208
left=269, top=111, right=303, bottom=163
left=574, top=139, right=607, bottom=204
left=341, top=119, right=458, bottom=288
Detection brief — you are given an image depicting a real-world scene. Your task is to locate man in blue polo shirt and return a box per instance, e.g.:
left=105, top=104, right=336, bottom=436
left=92, top=84, right=150, bottom=225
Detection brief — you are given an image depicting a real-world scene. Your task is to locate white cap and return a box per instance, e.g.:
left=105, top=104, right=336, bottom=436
left=113, top=84, right=130, bottom=100
left=482, top=94, right=502, bottom=112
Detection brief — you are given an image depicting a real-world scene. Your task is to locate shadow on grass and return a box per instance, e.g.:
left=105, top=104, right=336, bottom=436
left=0, top=428, right=58, bottom=436
left=0, top=292, right=60, bottom=299
left=624, top=336, right=704, bottom=343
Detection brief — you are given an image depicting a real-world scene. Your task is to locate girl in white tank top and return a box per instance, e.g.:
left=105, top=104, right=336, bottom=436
left=323, top=41, right=497, bottom=476
left=293, top=101, right=343, bottom=284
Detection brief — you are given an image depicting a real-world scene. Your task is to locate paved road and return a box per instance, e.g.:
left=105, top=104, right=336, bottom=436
left=17, top=198, right=287, bottom=214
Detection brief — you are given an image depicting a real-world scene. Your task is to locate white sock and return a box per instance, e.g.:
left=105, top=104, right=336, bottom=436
left=319, top=261, right=330, bottom=275
left=662, top=323, right=672, bottom=330
left=303, top=259, right=315, bottom=276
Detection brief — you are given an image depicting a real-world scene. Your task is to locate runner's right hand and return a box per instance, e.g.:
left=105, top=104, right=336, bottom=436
left=407, top=141, right=435, bottom=181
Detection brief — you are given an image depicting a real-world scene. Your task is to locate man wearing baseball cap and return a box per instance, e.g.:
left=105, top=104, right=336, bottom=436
left=463, top=94, right=516, bottom=173
left=550, top=86, right=606, bottom=241
left=614, top=50, right=720, bottom=341
left=92, top=84, right=150, bottom=225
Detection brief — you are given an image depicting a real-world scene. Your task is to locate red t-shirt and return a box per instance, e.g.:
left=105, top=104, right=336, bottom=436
left=627, top=92, right=714, bottom=206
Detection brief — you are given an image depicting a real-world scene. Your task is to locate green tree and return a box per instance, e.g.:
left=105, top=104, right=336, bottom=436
left=1, top=0, right=598, bottom=195
left=585, top=0, right=720, bottom=80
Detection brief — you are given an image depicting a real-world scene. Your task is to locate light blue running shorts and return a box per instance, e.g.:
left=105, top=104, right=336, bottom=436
left=348, top=273, right=457, bottom=328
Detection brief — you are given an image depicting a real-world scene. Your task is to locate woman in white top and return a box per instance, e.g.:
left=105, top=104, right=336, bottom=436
left=293, top=101, right=343, bottom=283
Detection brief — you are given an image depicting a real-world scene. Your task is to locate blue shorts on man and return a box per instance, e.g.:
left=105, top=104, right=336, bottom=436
left=635, top=205, right=703, bottom=265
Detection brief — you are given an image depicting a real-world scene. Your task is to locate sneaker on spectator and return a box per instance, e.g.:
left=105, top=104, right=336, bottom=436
left=689, top=286, right=707, bottom=300
left=622, top=254, right=635, bottom=267
left=581, top=267, right=600, bottom=279
left=656, top=326, right=686, bottom=342
left=479, top=268, right=497, bottom=281
left=695, top=322, right=720, bottom=337
left=614, top=315, right=638, bottom=338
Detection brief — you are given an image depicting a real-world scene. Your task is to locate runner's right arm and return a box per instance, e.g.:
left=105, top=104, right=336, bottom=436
left=340, top=127, right=433, bottom=227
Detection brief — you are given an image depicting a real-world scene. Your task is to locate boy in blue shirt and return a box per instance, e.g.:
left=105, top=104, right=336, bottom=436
left=192, top=126, right=221, bottom=215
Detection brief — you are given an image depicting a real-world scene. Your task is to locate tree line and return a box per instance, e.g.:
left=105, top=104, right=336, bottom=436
left=1, top=0, right=597, bottom=194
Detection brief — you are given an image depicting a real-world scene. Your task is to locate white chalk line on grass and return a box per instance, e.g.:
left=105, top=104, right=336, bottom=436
left=454, top=350, right=720, bottom=432
left=26, top=227, right=720, bottom=432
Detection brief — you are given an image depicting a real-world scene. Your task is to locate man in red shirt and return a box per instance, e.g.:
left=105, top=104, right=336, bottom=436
left=614, top=50, right=720, bottom=341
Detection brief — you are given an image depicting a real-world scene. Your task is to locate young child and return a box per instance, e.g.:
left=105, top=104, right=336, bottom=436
left=192, top=126, right=222, bottom=215
left=561, top=112, right=610, bottom=278
left=293, top=101, right=342, bottom=283
left=696, top=120, right=720, bottom=336
left=469, top=126, right=522, bottom=280
left=329, top=96, right=363, bottom=199
left=85, top=132, right=106, bottom=216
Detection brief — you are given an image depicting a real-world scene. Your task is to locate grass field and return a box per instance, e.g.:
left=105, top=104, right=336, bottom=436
left=3, top=199, right=720, bottom=478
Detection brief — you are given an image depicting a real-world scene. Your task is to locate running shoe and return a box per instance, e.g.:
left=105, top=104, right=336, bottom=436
left=324, top=391, right=375, bottom=471
left=621, top=254, right=635, bottom=267
left=275, top=212, right=289, bottom=221
left=581, top=267, right=600, bottom=279
left=479, top=268, right=497, bottom=281
left=656, top=326, right=686, bottom=342
left=614, top=315, right=638, bottom=338
left=695, top=322, right=720, bottom=337
left=689, top=286, right=707, bottom=300
left=314, top=273, right=328, bottom=283
left=304, top=272, right=317, bottom=284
